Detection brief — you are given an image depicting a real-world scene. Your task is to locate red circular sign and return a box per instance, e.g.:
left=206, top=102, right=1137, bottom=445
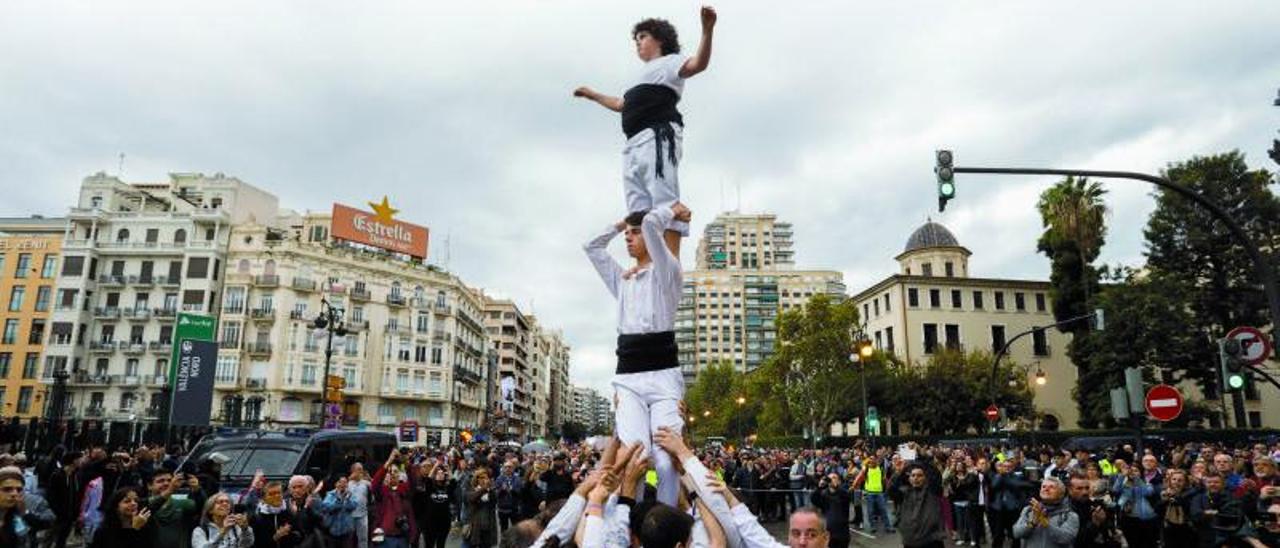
left=985, top=404, right=1000, bottom=421
left=1144, top=384, right=1183, bottom=422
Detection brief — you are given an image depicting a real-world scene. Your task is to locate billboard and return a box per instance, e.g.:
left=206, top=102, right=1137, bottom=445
left=331, top=197, right=429, bottom=259
left=168, top=312, right=216, bottom=384
left=170, top=339, right=217, bottom=426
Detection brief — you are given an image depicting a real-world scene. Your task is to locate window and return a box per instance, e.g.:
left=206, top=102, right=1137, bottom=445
left=41, top=255, right=57, bottom=278
left=944, top=262, right=954, bottom=277
left=115, top=229, right=129, bottom=243
left=125, top=358, right=139, bottom=377
left=884, top=294, right=891, bottom=312
left=431, top=347, right=443, bottom=365
left=119, top=392, right=137, bottom=411
left=944, top=324, right=960, bottom=350
left=377, top=403, right=393, bottom=418
left=22, top=354, right=38, bottom=379
left=301, top=363, right=318, bottom=385
left=216, top=355, right=238, bottom=383
left=1032, top=329, right=1049, bottom=356
left=1015, top=292, right=1026, bottom=311
left=221, top=322, right=241, bottom=345
left=16, top=387, right=33, bottom=414
left=928, top=289, right=941, bottom=308
left=885, top=326, right=895, bottom=353
left=61, top=256, right=85, bottom=277
left=28, top=320, right=44, bottom=344
left=994, top=292, right=1006, bottom=310
left=168, top=260, right=182, bottom=281
left=1035, top=293, right=1047, bottom=312
left=429, top=372, right=443, bottom=396
left=187, top=257, right=209, bottom=279
left=416, top=312, right=429, bottom=333
left=923, top=324, right=939, bottom=354
left=973, top=291, right=984, bottom=310
left=2, top=320, right=17, bottom=344
left=950, top=290, right=962, bottom=308
left=34, top=286, right=51, bottom=312
left=0, top=353, right=9, bottom=377
left=921, top=263, right=933, bottom=277
left=863, top=303, right=870, bottom=320
left=991, top=325, right=1006, bottom=350
left=15, top=254, right=31, bottom=278
left=873, top=300, right=880, bottom=316
left=8, top=286, right=24, bottom=311
left=174, top=229, right=187, bottom=244
left=907, top=288, right=919, bottom=307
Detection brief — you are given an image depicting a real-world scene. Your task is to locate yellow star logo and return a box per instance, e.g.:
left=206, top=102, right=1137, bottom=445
left=368, top=196, right=399, bottom=224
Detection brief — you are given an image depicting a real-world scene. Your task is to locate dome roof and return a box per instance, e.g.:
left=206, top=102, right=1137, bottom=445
left=904, top=221, right=959, bottom=253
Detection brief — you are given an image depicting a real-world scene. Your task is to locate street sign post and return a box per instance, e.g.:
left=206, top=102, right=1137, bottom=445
left=985, top=404, right=1000, bottom=422
left=1144, top=384, right=1183, bottom=422
left=1226, top=326, right=1273, bottom=366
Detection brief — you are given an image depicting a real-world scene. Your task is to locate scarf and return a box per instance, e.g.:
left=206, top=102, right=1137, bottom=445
left=257, top=499, right=287, bottom=515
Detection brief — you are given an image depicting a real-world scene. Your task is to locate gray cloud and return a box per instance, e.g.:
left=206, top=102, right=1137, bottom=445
left=2, top=0, right=1278, bottom=396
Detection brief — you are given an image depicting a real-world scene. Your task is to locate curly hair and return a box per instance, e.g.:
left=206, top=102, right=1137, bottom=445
left=632, top=18, right=680, bottom=55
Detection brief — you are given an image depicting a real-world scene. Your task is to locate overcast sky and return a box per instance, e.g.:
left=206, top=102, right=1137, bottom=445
left=2, top=1, right=1278, bottom=398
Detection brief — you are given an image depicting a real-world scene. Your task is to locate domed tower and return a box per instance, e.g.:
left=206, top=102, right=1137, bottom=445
left=895, top=220, right=971, bottom=278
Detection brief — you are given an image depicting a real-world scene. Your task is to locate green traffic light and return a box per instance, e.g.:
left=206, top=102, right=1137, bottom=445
left=939, top=181, right=955, bottom=198
left=1227, top=374, right=1245, bottom=390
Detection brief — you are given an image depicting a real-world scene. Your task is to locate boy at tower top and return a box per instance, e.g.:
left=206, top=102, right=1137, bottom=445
left=574, top=6, right=717, bottom=257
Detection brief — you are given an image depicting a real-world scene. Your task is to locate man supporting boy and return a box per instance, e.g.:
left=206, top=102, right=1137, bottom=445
left=583, top=203, right=691, bottom=506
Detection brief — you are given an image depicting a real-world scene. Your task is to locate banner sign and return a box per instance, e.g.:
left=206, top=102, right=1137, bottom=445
left=331, top=198, right=429, bottom=259
left=170, top=339, right=217, bottom=426
left=168, top=313, right=216, bottom=384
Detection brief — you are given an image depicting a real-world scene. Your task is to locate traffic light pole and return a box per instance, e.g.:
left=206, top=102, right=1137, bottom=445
left=955, top=166, right=1280, bottom=392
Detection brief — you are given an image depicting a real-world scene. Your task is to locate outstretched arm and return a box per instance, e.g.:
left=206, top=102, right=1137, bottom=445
left=574, top=87, right=625, bottom=112
left=679, top=6, right=717, bottom=78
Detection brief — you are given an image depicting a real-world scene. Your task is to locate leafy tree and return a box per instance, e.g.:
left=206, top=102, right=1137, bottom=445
left=886, top=349, right=1034, bottom=435
left=1070, top=267, right=1212, bottom=427
left=753, top=295, right=862, bottom=445
left=1145, top=151, right=1280, bottom=334
left=560, top=421, right=587, bottom=442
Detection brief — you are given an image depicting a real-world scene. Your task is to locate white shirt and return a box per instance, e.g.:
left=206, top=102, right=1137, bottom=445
left=630, top=54, right=688, bottom=97
left=584, top=207, right=682, bottom=335
left=348, top=478, right=371, bottom=518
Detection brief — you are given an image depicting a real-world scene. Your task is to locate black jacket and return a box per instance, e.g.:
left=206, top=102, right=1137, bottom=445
left=811, top=486, right=852, bottom=539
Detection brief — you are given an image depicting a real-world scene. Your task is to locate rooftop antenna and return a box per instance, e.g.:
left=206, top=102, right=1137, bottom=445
left=118, top=153, right=126, bottom=178
left=443, top=231, right=452, bottom=271
left=720, top=179, right=725, bottom=213
left=735, top=181, right=741, bottom=212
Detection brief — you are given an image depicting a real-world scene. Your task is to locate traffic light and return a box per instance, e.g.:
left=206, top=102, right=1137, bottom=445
left=935, top=149, right=956, bottom=212
left=866, top=406, right=880, bottom=435
left=1220, top=338, right=1246, bottom=391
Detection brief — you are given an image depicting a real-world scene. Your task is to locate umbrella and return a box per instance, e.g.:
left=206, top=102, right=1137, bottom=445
left=522, top=441, right=551, bottom=454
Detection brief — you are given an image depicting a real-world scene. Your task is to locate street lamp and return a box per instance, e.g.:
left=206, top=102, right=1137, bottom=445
left=850, top=336, right=874, bottom=437
left=735, top=396, right=745, bottom=405
left=1034, top=367, right=1047, bottom=387
left=312, top=298, right=348, bottom=428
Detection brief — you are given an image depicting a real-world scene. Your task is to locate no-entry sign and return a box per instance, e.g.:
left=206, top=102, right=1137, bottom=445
left=1145, top=384, right=1183, bottom=422
left=985, top=404, right=1000, bottom=422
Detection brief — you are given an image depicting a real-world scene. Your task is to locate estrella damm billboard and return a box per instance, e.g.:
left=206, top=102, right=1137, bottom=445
left=331, top=197, right=429, bottom=260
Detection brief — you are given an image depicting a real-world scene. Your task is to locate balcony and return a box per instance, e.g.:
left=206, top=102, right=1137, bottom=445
left=84, top=406, right=105, bottom=418
left=121, top=342, right=147, bottom=355
left=343, top=347, right=361, bottom=357
left=156, top=276, right=181, bottom=287
left=117, top=375, right=141, bottom=387
left=433, top=303, right=453, bottom=315
left=98, top=275, right=126, bottom=286
left=386, top=294, right=407, bottom=307
left=93, top=307, right=121, bottom=319
left=149, top=341, right=172, bottom=353
left=123, top=307, right=151, bottom=320
left=215, top=376, right=238, bottom=388
left=385, top=323, right=409, bottom=335
left=289, top=310, right=309, bottom=321
left=218, top=339, right=240, bottom=350
left=346, top=320, right=369, bottom=331
left=432, top=330, right=451, bottom=343
left=223, top=305, right=246, bottom=315
left=454, top=365, right=482, bottom=384
left=147, top=375, right=168, bottom=387
left=72, top=372, right=112, bottom=386
left=250, top=308, right=276, bottom=321
left=411, top=297, right=430, bottom=308
left=89, top=341, right=117, bottom=353
left=181, top=304, right=206, bottom=313
left=350, top=288, right=372, bottom=301
left=153, top=307, right=177, bottom=319
left=247, top=342, right=273, bottom=356
left=134, top=275, right=156, bottom=286
left=291, top=277, right=317, bottom=292
left=253, top=275, right=280, bottom=287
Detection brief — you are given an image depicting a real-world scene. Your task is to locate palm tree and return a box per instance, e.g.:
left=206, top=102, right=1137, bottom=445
left=1037, top=176, right=1108, bottom=325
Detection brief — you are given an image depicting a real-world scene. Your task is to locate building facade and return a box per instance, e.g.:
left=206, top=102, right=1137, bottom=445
left=538, top=328, right=572, bottom=439
left=679, top=212, right=845, bottom=377
left=215, top=211, right=490, bottom=445
left=49, top=172, right=277, bottom=424
left=852, top=221, right=1081, bottom=430
left=483, top=297, right=536, bottom=439
left=0, top=217, right=65, bottom=418
left=571, top=385, right=613, bottom=434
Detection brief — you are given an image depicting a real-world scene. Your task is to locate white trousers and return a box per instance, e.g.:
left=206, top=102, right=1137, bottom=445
left=612, top=366, right=686, bottom=506
left=622, top=123, right=689, bottom=236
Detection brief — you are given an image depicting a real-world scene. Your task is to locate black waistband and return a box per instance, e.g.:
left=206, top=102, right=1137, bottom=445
left=616, top=331, right=679, bottom=374
left=622, top=84, right=683, bottom=139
